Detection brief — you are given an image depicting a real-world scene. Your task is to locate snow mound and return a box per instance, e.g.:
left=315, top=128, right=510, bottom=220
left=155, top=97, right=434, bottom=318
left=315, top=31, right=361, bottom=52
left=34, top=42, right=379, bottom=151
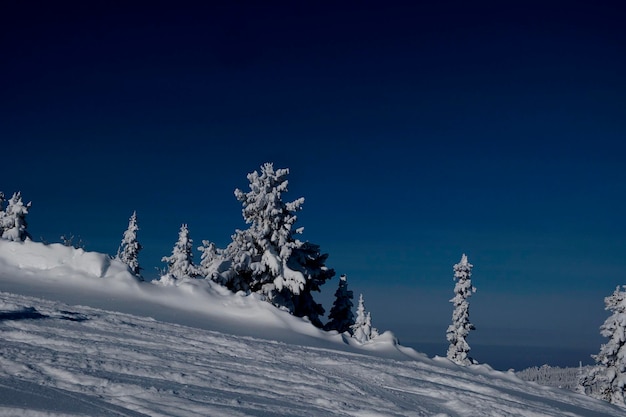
left=0, top=240, right=407, bottom=356
left=0, top=240, right=130, bottom=280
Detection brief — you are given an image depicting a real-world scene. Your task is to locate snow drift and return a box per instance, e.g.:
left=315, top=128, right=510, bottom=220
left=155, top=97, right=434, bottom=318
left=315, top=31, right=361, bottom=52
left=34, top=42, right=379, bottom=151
left=0, top=239, right=623, bottom=416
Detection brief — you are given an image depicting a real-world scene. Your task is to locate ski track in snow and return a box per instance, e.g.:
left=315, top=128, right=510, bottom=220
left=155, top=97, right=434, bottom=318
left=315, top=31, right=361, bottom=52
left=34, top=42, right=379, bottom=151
left=0, top=292, right=622, bottom=417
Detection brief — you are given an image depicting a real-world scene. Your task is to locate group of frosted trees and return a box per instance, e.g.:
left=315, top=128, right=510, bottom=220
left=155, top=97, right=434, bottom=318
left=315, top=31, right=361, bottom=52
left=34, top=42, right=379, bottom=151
left=114, top=163, right=379, bottom=341
left=118, top=194, right=478, bottom=352
left=0, top=191, right=31, bottom=242
left=152, top=163, right=334, bottom=328
left=0, top=182, right=482, bottom=356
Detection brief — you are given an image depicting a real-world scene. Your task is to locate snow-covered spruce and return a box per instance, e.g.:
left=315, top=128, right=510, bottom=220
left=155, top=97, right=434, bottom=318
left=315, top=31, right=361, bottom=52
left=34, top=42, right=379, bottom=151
left=160, top=224, right=198, bottom=282
left=197, top=240, right=219, bottom=278
left=225, top=163, right=334, bottom=327
left=351, top=294, right=379, bottom=343
left=116, top=211, right=142, bottom=277
left=580, top=285, right=626, bottom=407
left=231, top=163, right=304, bottom=296
left=446, top=253, right=476, bottom=365
left=221, top=228, right=257, bottom=292
left=325, top=274, right=355, bottom=333
left=0, top=192, right=5, bottom=236
left=197, top=239, right=232, bottom=284
left=1, top=191, right=31, bottom=241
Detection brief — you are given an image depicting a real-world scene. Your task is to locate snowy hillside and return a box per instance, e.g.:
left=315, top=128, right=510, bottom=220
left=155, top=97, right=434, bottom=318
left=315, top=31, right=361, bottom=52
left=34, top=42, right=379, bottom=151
left=0, top=240, right=623, bottom=416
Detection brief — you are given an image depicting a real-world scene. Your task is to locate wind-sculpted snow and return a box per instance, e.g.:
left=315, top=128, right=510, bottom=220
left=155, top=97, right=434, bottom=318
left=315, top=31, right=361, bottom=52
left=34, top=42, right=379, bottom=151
left=0, top=240, right=623, bottom=416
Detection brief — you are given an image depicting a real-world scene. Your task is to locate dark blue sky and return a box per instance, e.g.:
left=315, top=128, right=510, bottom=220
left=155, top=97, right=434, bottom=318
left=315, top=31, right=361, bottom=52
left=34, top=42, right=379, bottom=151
left=2, top=1, right=625, bottom=369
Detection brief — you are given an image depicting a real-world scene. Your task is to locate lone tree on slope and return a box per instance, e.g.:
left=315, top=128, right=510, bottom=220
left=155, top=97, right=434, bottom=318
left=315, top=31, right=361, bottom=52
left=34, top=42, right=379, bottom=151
left=1, top=191, right=31, bottom=241
left=116, top=211, right=143, bottom=277
left=0, top=192, right=5, bottom=235
left=446, top=254, right=476, bottom=366
left=226, top=163, right=334, bottom=327
left=351, top=294, right=379, bottom=343
left=580, top=285, right=626, bottom=406
left=162, top=224, right=197, bottom=280
left=325, top=274, right=355, bottom=333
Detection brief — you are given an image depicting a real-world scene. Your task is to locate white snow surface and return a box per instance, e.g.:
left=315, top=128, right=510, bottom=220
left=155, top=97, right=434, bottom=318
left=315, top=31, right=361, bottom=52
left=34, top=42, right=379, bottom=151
left=0, top=240, right=623, bottom=416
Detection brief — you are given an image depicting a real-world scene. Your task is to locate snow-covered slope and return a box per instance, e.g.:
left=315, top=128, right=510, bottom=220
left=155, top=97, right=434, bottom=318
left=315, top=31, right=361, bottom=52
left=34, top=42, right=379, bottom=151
left=0, top=240, right=622, bottom=416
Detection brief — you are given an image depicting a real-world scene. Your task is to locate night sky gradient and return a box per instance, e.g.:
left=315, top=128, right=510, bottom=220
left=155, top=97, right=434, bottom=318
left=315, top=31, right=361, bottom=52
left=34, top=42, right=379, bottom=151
left=2, top=1, right=625, bottom=369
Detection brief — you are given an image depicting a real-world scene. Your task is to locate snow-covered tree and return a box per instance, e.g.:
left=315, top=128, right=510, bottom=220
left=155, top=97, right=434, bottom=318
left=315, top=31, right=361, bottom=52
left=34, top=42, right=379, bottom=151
left=325, top=274, right=355, bottom=333
left=1, top=192, right=31, bottom=241
left=232, top=163, right=304, bottom=294
left=221, top=228, right=257, bottom=292
left=226, top=163, right=334, bottom=326
left=197, top=239, right=219, bottom=277
left=0, top=192, right=5, bottom=236
left=197, top=239, right=231, bottom=284
left=116, top=211, right=142, bottom=277
left=161, top=224, right=197, bottom=280
left=351, top=294, right=379, bottom=343
left=446, top=254, right=476, bottom=366
left=286, top=241, right=334, bottom=327
left=580, top=285, right=626, bottom=406
left=60, top=234, right=85, bottom=249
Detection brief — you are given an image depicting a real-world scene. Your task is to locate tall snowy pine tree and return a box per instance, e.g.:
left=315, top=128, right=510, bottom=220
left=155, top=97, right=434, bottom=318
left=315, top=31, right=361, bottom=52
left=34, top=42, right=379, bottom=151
left=580, top=285, right=626, bottom=406
left=227, top=163, right=334, bottom=327
left=1, top=192, right=31, bottom=241
left=116, top=211, right=142, bottom=277
left=325, top=274, right=355, bottom=333
left=446, top=254, right=476, bottom=366
left=161, top=224, right=197, bottom=280
left=351, top=294, right=379, bottom=343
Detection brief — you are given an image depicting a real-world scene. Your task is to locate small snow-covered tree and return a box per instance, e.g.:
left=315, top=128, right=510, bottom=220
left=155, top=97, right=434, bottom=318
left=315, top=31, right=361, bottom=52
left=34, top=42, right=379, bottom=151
left=197, top=239, right=219, bottom=277
left=60, top=233, right=85, bottom=249
left=1, top=192, right=31, bottom=241
left=197, top=239, right=232, bottom=284
left=116, top=211, right=142, bottom=277
left=351, top=294, right=379, bottom=343
left=286, top=241, right=334, bottom=327
left=446, top=253, right=476, bottom=366
left=221, top=228, right=257, bottom=292
left=580, top=285, right=626, bottom=406
left=0, top=192, right=5, bottom=236
left=161, top=224, right=197, bottom=280
left=227, top=163, right=334, bottom=325
left=325, top=274, right=355, bottom=333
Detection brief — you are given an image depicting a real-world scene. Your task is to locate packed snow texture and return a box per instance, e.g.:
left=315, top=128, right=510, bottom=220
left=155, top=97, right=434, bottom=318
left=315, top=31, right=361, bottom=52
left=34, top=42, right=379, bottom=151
left=0, top=240, right=623, bottom=416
